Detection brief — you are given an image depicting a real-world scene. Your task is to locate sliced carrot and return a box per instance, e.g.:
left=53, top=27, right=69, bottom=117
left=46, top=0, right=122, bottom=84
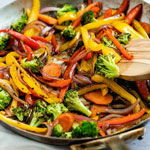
left=53, top=113, right=74, bottom=132
left=91, top=104, right=108, bottom=117
left=90, top=7, right=100, bottom=13
left=84, top=90, right=113, bottom=105
left=51, top=33, right=58, bottom=52
left=140, top=22, right=150, bottom=34
left=38, top=14, right=58, bottom=25
left=42, top=63, right=61, bottom=80
left=47, top=79, right=71, bottom=88
left=104, top=8, right=112, bottom=19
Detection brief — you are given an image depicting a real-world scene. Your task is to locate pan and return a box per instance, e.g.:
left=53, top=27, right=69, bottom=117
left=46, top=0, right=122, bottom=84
left=0, top=0, right=150, bottom=149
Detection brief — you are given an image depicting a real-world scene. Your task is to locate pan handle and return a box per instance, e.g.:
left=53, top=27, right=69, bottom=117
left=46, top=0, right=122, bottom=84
left=69, top=127, right=145, bottom=150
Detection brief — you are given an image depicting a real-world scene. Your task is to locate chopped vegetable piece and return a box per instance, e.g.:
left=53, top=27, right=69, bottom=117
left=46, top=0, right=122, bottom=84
left=0, top=87, right=11, bottom=110
left=72, top=120, right=99, bottom=138
left=52, top=124, right=63, bottom=137
left=64, top=90, right=92, bottom=117
left=95, top=54, right=119, bottom=79
left=84, top=90, right=113, bottom=105
left=11, top=14, right=28, bottom=32
left=0, top=35, right=10, bottom=50
left=21, top=57, right=43, bottom=73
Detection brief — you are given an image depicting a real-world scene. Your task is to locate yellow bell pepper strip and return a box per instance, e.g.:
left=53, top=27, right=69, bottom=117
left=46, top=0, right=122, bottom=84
left=78, top=83, right=107, bottom=95
left=133, top=19, right=149, bottom=39
left=112, top=21, right=144, bottom=39
left=84, top=13, right=125, bottom=30
left=0, top=114, right=47, bottom=133
left=101, top=88, right=108, bottom=96
left=60, top=31, right=81, bottom=51
left=55, top=25, right=68, bottom=30
left=10, top=65, right=30, bottom=94
left=81, top=27, right=121, bottom=63
left=91, top=74, right=140, bottom=113
left=0, top=63, right=7, bottom=67
left=45, top=33, right=53, bottom=41
left=58, top=12, right=76, bottom=24
left=22, top=73, right=62, bottom=104
left=9, top=78, right=19, bottom=96
left=0, top=57, right=6, bottom=63
left=130, top=90, right=150, bottom=114
left=80, top=27, right=89, bottom=50
left=24, top=0, right=40, bottom=37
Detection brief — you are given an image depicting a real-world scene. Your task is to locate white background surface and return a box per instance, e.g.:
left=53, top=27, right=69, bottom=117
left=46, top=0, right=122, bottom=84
left=0, top=0, right=150, bottom=149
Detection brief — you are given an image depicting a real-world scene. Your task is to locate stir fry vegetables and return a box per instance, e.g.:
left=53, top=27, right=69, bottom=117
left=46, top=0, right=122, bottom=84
left=0, top=0, right=149, bottom=139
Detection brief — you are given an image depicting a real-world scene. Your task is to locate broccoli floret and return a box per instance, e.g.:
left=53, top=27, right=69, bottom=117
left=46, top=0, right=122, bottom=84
left=61, top=21, right=72, bottom=26
left=61, top=132, right=72, bottom=139
left=81, top=10, right=96, bottom=25
left=61, top=26, right=76, bottom=40
left=47, top=102, right=68, bottom=121
left=64, top=90, right=92, bottom=117
left=11, top=14, right=28, bottom=33
left=101, top=36, right=116, bottom=48
left=95, top=54, right=119, bottom=79
left=72, top=121, right=99, bottom=138
left=12, top=107, right=30, bottom=122
left=57, top=4, right=76, bottom=19
left=30, top=100, right=48, bottom=127
left=0, top=87, right=11, bottom=110
left=21, top=57, right=43, bottom=73
left=0, top=35, right=10, bottom=50
left=52, top=124, right=63, bottom=137
left=117, top=33, right=131, bottom=46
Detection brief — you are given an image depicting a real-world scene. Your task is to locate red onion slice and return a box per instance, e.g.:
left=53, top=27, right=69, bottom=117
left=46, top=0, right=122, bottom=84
left=75, top=74, right=92, bottom=84
left=74, top=114, right=94, bottom=122
left=102, top=99, right=140, bottom=115
left=39, top=7, right=60, bottom=13
left=99, top=114, right=124, bottom=122
left=12, top=46, right=27, bottom=57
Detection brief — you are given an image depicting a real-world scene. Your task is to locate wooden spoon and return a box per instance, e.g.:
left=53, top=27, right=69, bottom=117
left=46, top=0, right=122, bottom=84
left=118, top=39, right=150, bottom=81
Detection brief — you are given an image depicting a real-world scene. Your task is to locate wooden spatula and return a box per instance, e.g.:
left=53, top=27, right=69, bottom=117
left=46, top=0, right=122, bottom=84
left=118, top=39, right=150, bottom=81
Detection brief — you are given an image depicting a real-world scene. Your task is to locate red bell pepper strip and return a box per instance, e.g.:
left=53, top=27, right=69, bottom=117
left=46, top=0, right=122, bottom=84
left=0, top=29, right=40, bottom=50
left=25, top=94, right=34, bottom=105
left=90, top=7, right=100, bottom=14
left=31, top=36, right=50, bottom=43
left=104, top=8, right=112, bottom=19
left=51, top=33, right=58, bottom=52
left=72, top=2, right=102, bottom=27
left=83, top=52, right=93, bottom=59
left=0, top=51, right=7, bottom=56
left=136, top=80, right=150, bottom=100
left=88, top=0, right=93, bottom=5
left=59, top=86, right=69, bottom=99
left=98, top=108, right=146, bottom=127
left=124, top=4, right=142, bottom=25
left=114, top=0, right=129, bottom=15
left=24, top=45, right=34, bottom=61
left=105, top=28, right=133, bottom=60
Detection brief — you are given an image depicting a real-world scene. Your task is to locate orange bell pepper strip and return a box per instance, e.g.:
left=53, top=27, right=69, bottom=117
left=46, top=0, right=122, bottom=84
left=114, top=0, right=129, bottom=15
left=105, top=28, right=133, bottom=60
left=124, top=4, right=142, bottom=25
left=51, top=33, right=58, bottom=52
left=38, top=14, right=58, bottom=25
left=24, top=45, right=34, bottom=61
left=104, top=8, right=112, bottom=19
left=98, top=108, right=146, bottom=127
left=72, top=2, right=102, bottom=27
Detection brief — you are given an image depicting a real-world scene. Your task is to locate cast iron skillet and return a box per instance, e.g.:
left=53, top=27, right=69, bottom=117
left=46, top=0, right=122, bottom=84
left=0, top=0, right=150, bottom=149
